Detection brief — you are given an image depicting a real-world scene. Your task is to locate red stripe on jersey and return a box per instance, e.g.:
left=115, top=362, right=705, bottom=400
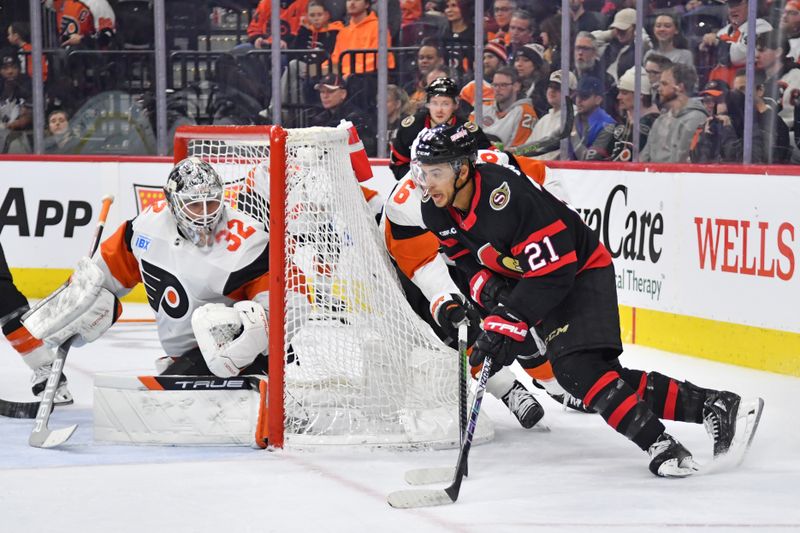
left=608, top=394, right=639, bottom=429
left=448, top=249, right=470, bottom=260
left=390, top=144, right=410, bottom=163
left=511, top=220, right=568, bottom=256
left=449, top=170, right=483, bottom=231
left=636, top=372, right=647, bottom=399
left=663, top=379, right=679, bottom=420
left=439, top=237, right=458, bottom=247
left=522, top=251, right=577, bottom=278
left=583, top=371, right=619, bottom=407
left=578, top=243, right=613, bottom=273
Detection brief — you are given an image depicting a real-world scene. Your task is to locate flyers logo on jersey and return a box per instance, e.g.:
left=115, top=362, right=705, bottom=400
left=141, top=260, right=189, bottom=319
left=490, top=182, right=511, bottom=211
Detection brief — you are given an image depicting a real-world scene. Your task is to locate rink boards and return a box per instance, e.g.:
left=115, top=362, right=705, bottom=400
left=0, top=156, right=797, bottom=376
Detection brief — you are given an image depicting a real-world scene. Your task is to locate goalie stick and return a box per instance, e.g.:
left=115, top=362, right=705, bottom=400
left=25, top=195, right=115, bottom=448
left=387, top=357, right=493, bottom=509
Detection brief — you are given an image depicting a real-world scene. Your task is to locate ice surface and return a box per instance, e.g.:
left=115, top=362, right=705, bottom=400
left=1, top=304, right=798, bottom=533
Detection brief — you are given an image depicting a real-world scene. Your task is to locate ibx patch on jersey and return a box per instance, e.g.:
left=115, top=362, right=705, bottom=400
left=134, top=234, right=152, bottom=251
left=489, top=182, right=511, bottom=211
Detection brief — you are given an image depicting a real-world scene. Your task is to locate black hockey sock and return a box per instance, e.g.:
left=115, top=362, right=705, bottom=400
left=553, top=353, right=665, bottom=451
left=617, top=368, right=706, bottom=424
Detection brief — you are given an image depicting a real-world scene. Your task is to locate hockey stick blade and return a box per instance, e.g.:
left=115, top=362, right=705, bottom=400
left=387, top=488, right=455, bottom=509
left=0, top=399, right=42, bottom=419
left=404, top=467, right=454, bottom=486
left=389, top=358, right=494, bottom=508
left=29, top=337, right=78, bottom=448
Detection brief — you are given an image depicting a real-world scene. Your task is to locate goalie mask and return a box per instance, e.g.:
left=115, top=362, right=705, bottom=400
left=165, top=158, right=225, bottom=247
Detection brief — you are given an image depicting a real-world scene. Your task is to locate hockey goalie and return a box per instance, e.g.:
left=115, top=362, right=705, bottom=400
left=24, top=157, right=293, bottom=382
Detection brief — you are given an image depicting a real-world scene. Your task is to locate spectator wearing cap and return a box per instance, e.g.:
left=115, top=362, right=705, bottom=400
left=640, top=63, right=708, bottom=162
left=645, top=14, right=694, bottom=68
left=592, top=8, right=651, bottom=83
left=700, top=0, right=772, bottom=85
left=514, top=43, right=550, bottom=117
left=0, top=49, right=32, bottom=153
left=488, top=0, right=518, bottom=45
left=569, top=0, right=606, bottom=32
left=692, top=71, right=791, bottom=163
left=573, top=31, right=618, bottom=117
left=698, top=79, right=730, bottom=117
left=587, top=67, right=659, bottom=160
left=6, top=23, right=48, bottom=82
left=519, top=69, right=577, bottom=160
left=569, top=75, right=615, bottom=159
left=331, top=0, right=395, bottom=77
left=756, top=30, right=800, bottom=130
left=781, top=0, right=800, bottom=61
left=507, top=10, right=536, bottom=58
left=310, top=74, right=376, bottom=153
left=459, top=39, right=508, bottom=110
left=471, top=66, right=539, bottom=149
left=389, top=77, right=491, bottom=179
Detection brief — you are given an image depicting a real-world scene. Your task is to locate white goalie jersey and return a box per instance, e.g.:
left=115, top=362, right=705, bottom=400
left=95, top=202, right=272, bottom=356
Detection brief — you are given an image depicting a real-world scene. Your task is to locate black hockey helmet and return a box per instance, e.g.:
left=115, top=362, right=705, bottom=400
left=426, top=77, right=459, bottom=101
left=413, top=123, right=478, bottom=165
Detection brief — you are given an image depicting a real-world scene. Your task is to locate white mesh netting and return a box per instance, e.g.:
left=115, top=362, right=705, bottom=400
left=185, top=126, right=493, bottom=448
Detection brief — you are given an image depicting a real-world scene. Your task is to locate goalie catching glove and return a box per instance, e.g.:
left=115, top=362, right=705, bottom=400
left=192, top=301, right=269, bottom=378
left=429, top=292, right=480, bottom=345
left=23, top=257, right=122, bottom=347
left=470, top=305, right=536, bottom=373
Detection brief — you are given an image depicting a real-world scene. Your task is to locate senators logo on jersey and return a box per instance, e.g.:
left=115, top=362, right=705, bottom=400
left=141, top=260, right=189, bottom=319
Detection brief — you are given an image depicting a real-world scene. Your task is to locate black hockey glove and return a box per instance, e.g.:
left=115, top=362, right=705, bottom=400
left=430, top=293, right=481, bottom=345
left=470, top=305, right=530, bottom=373
left=469, top=269, right=511, bottom=310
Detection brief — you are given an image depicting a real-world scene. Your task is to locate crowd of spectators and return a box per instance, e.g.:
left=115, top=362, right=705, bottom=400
left=2, top=0, right=800, bottom=163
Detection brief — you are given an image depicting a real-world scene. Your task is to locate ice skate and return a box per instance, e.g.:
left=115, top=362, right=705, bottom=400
left=703, top=391, right=764, bottom=465
left=31, top=364, right=73, bottom=406
left=502, top=381, right=545, bottom=429
left=648, top=433, right=699, bottom=478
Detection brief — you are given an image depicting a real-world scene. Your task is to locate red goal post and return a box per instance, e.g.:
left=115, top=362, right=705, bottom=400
left=173, top=125, right=493, bottom=450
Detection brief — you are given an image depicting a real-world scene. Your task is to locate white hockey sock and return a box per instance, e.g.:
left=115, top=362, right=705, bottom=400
left=486, top=366, right=517, bottom=399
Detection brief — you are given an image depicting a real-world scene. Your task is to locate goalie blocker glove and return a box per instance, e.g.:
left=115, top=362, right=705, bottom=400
left=429, top=292, right=480, bottom=344
left=471, top=305, right=534, bottom=372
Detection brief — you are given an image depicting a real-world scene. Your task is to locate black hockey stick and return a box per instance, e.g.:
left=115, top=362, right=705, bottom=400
left=0, top=398, right=41, bottom=418
left=403, top=322, right=471, bottom=486
left=388, top=357, right=493, bottom=508
left=26, top=195, right=114, bottom=447
left=512, top=96, right=575, bottom=157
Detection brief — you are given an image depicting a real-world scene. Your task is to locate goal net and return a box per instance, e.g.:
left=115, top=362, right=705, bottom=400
left=174, top=125, right=493, bottom=449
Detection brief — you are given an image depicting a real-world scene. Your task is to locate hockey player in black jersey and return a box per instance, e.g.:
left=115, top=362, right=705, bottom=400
left=412, top=123, right=765, bottom=477
left=389, top=77, right=493, bottom=180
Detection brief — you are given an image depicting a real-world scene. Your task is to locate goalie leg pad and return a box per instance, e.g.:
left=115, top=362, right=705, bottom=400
left=192, top=301, right=268, bottom=378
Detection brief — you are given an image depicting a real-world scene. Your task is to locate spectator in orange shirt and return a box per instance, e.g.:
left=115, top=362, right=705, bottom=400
left=459, top=39, right=508, bottom=111
left=247, top=0, right=309, bottom=49
left=488, top=0, right=517, bottom=45
left=6, top=23, right=48, bottom=82
left=331, top=0, right=395, bottom=77
left=51, top=0, right=116, bottom=49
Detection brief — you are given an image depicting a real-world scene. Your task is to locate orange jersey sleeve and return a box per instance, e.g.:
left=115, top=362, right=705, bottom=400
left=99, top=221, right=142, bottom=289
